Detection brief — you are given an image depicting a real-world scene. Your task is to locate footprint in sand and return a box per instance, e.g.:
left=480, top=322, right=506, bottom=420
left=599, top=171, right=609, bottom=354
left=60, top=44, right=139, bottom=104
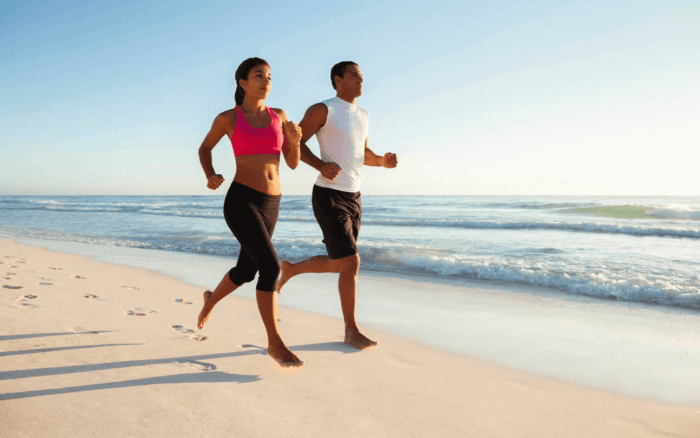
left=74, top=276, right=86, bottom=280
left=6, top=273, right=17, bottom=276
left=3, top=285, right=23, bottom=290
left=125, top=308, right=156, bottom=316
left=15, top=294, right=38, bottom=301
left=19, top=302, right=39, bottom=309
left=171, top=324, right=195, bottom=334
left=11, top=266, right=19, bottom=268
left=171, top=325, right=207, bottom=341
left=121, top=286, right=140, bottom=290
left=83, top=294, right=99, bottom=299
left=48, top=267, right=61, bottom=270
left=177, top=360, right=216, bottom=371
left=39, top=282, right=53, bottom=286
left=173, top=299, right=193, bottom=305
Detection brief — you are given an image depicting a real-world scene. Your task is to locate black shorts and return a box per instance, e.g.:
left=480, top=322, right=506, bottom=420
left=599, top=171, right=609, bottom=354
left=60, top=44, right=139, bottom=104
left=312, top=185, right=361, bottom=260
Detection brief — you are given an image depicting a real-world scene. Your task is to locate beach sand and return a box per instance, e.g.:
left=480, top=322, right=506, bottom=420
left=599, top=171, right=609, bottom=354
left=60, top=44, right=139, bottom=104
left=1, top=239, right=698, bottom=437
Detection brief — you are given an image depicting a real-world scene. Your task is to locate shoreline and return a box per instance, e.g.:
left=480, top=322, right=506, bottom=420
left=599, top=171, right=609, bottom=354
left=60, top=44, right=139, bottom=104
left=3, top=237, right=700, bottom=406
left=2, top=239, right=699, bottom=437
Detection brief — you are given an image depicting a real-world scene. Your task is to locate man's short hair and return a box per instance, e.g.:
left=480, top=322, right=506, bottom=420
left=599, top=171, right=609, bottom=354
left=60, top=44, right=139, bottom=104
left=330, top=61, right=358, bottom=90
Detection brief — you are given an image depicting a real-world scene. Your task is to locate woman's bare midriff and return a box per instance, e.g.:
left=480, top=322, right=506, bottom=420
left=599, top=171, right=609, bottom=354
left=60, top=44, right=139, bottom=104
left=233, top=154, right=282, bottom=195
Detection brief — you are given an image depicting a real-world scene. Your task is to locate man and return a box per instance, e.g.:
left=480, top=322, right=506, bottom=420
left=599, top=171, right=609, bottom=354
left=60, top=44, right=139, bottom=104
left=276, top=61, right=397, bottom=349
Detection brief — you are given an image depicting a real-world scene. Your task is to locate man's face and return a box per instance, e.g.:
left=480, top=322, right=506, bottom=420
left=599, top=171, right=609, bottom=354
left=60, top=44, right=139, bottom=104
left=337, top=65, right=363, bottom=97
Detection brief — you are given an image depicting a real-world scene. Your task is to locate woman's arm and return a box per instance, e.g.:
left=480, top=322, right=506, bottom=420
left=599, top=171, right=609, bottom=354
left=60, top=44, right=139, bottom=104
left=274, top=108, right=301, bottom=170
left=199, top=111, right=233, bottom=190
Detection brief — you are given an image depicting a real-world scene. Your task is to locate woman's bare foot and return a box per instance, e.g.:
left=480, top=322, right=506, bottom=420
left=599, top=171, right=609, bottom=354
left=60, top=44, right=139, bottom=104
left=197, top=291, right=215, bottom=330
left=275, top=261, right=294, bottom=294
left=345, top=329, right=377, bottom=350
left=267, top=340, right=304, bottom=367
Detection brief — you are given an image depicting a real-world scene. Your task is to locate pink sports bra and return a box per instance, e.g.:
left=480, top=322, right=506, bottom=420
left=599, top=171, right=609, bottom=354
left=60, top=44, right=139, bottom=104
left=230, top=106, right=284, bottom=157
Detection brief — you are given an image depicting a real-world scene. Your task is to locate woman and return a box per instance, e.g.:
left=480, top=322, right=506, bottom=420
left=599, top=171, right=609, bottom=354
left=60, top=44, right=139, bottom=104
left=197, top=57, right=303, bottom=368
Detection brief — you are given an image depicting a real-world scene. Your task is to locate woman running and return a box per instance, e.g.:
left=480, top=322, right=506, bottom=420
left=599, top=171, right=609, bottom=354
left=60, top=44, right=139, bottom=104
left=196, top=57, right=303, bottom=367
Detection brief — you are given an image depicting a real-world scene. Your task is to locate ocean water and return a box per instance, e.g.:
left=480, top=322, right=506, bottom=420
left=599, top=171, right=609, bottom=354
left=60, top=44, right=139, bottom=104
left=1, top=194, right=698, bottom=310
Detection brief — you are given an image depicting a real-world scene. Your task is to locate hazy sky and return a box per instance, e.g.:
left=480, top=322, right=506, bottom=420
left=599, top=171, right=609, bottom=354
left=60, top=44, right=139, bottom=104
left=2, top=0, right=698, bottom=196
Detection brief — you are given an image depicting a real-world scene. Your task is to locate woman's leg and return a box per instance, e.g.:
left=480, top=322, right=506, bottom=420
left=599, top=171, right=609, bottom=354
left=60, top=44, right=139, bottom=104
left=255, top=290, right=303, bottom=367
left=198, top=272, right=239, bottom=330
left=198, top=185, right=259, bottom=329
left=244, top=202, right=302, bottom=366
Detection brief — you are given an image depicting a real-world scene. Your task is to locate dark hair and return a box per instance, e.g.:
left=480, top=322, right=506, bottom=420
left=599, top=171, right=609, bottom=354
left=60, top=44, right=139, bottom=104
left=234, top=57, right=269, bottom=106
left=330, top=61, right=358, bottom=90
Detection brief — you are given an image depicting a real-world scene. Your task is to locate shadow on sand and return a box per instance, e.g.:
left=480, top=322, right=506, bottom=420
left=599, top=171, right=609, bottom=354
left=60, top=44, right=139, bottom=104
left=242, top=341, right=362, bottom=354
left=291, top=341, right=363, bottom=354
left=0, top=338, right=360, bottom=401
left=0, top=371, right=260, bottom=400
left=0, top=331, right=115, bottom=342
left=0, top=343, right=140, bottom=358
left=0, top=349, right=265, bottom=381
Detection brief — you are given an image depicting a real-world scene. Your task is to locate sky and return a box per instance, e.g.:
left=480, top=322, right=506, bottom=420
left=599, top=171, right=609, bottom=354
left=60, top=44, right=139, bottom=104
left=1, top=0, right=699, bottom=196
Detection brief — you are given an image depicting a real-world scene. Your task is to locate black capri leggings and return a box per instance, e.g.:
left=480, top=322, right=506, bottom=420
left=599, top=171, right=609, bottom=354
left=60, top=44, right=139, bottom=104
left=223, top=181, right=281, bottom=293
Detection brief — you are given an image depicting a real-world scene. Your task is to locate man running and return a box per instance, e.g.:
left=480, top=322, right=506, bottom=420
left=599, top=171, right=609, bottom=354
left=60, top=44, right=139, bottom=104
left=276, top=61, right=397, bottom=349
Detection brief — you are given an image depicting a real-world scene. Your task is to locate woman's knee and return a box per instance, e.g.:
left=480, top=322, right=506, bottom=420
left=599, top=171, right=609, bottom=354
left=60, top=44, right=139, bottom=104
left=229, top=267, right=256, bottom=285
left=256, top=262, right=280, bottom=292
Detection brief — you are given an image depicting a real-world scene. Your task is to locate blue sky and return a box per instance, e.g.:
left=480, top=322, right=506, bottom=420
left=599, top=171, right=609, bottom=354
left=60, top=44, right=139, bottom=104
left=2, top=0, right=698, bottom=195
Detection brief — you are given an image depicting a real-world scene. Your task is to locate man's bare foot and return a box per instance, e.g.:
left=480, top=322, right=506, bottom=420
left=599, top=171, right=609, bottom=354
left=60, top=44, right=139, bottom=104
left=345, top=329, right=378, bottom=350
left=267, top=341, right=304, bottom=367
left=275, top=261, right=294, bottom=294
left=197, top=291, right=215, bottom=330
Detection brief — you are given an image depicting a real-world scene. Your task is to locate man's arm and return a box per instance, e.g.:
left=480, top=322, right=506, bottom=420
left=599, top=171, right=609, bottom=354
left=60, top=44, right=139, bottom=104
left=298, top=103, right=341, bottom=180
left=364, top=138, right=398, bottom=168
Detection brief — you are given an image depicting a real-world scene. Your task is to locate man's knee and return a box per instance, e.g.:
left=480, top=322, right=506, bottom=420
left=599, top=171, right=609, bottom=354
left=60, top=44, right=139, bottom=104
left=338, top=253, right=360, bottom=274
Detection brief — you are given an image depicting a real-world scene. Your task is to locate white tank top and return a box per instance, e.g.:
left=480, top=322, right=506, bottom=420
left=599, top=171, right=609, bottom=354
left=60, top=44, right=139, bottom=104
left=314, top=96, right=369, bottom=193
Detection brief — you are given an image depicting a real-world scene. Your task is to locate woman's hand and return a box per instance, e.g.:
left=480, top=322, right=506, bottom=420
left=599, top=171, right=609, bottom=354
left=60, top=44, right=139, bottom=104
left=284, top=121, right=302, bottom=146
left=207, top=174, right=225, bottom=190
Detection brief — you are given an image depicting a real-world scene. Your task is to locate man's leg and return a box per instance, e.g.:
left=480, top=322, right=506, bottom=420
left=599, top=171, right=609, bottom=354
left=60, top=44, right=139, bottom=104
left=277, top=253, right=376, bottom=349
left=277, top=256, right=340, bottom=293
left=336, top=254, right=377, bottom=349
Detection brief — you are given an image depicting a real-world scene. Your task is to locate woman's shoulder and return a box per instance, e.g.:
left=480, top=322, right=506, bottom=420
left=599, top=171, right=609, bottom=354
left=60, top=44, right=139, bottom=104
left=269, top=107, right=287, bottom=121
left=214, top=107, right=238, bottom=126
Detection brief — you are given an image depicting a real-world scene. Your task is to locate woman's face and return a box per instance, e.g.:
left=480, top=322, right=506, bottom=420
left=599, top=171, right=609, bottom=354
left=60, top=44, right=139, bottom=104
left=240, top=64, right=271, bottom=101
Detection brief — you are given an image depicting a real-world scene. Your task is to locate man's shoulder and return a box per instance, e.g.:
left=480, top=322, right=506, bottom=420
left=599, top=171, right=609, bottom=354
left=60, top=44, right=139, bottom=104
left=308, top=101, right=330, bottom=112
left=304, top=102, right=329, bottom=123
